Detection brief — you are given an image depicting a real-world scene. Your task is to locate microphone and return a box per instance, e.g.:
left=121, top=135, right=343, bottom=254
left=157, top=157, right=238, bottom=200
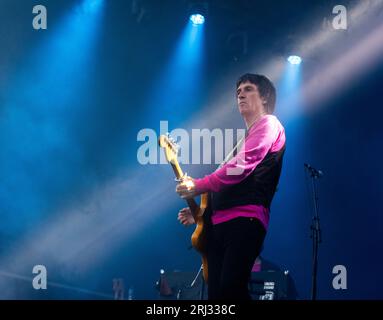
left=304, top=163, right=324, bottom=177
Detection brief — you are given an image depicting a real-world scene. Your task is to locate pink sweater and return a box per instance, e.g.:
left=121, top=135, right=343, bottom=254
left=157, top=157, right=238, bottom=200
left=194, top=115, right=286, bottom=229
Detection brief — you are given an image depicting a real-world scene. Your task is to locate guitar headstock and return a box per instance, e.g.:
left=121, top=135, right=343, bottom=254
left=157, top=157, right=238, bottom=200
left=158, top=134, right=179, bottom=164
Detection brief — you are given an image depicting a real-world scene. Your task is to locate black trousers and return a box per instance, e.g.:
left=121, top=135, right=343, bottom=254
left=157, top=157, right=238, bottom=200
left=206, top=217, right=266, bottom=300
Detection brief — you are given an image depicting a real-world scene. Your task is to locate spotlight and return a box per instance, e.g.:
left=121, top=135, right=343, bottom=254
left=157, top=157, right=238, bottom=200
left=287, top=55, right=302, bottom=65
left=190, top=13, right=205, bottom=25
left=188, top=1, right=208, bottom=25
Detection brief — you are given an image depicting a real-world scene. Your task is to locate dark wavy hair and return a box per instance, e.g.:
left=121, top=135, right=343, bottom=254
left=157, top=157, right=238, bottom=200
left=236, top=73, right=276, bottom=114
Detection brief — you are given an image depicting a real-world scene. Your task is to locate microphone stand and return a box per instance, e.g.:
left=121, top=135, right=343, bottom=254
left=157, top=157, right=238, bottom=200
left=305, top=164, right=322, bottom=300
left=189, top=264, right=205, bottom=300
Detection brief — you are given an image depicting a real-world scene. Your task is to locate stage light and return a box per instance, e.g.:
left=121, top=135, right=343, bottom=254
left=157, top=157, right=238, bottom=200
left=287, top=55, right=302, bottom=65
left=190, top=14, right=205, bottom=25
left=188, top=1, right=208, bottom=25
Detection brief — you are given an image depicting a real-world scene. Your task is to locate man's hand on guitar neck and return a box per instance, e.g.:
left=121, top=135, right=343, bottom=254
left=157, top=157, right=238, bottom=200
left=177, top=207, right=195, bottom=226
left=175, top=175, right=201, bottom=199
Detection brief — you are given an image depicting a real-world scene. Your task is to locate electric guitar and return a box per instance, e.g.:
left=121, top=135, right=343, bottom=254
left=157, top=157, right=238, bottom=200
left=158, top=134, right=210, bottom=282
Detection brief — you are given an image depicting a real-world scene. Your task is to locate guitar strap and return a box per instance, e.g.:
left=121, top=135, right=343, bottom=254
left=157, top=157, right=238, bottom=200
left=217, top=130, right=247, bottom=169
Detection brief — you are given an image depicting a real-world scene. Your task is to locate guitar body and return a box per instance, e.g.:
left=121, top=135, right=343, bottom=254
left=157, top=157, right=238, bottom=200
left=190, top=193, right=210, bottom=282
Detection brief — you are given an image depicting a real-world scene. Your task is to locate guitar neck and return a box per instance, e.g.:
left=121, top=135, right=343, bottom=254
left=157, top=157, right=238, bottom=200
left=170, top=161, right=199, bottom=214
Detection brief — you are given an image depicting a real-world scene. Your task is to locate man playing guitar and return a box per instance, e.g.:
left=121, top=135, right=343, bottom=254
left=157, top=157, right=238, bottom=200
left=176, top=73, right=286, bottom=300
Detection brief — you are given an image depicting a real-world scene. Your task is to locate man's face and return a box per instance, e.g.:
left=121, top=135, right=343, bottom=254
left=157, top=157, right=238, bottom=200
left=236, top=81, right=265, bottom=117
